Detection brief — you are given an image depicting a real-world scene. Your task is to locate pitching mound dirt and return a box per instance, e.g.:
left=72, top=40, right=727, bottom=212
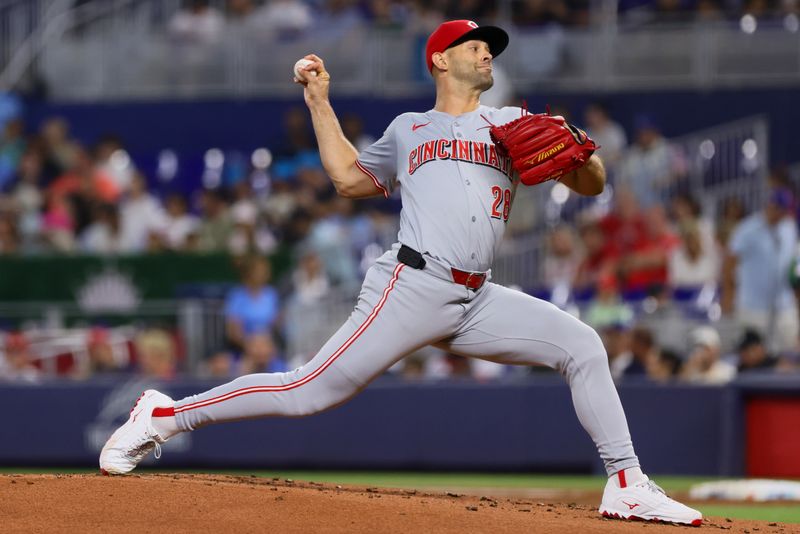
left=0, top=474, right=793, bottom=533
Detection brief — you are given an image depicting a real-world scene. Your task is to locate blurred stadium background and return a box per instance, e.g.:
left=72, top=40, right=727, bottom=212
left=0, top=0, right=799, bottom=498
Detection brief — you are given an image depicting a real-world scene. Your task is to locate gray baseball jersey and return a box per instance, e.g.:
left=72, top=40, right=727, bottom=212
left=173, top=105, right=640, bottom=477
left=355, top=105, right=520, bottom=272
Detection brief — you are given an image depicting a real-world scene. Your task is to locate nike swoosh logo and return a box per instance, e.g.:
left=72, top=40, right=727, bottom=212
left=412, top=122, right=431, bottom=132
left=622, top=501, right=640, bottom=510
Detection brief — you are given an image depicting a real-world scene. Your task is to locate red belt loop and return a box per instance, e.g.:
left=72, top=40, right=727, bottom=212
left=451, top=268, right=487, bottom=290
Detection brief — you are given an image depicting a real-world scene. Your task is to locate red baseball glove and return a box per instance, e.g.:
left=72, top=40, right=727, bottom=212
left=489, top=113, right=598, bottom=186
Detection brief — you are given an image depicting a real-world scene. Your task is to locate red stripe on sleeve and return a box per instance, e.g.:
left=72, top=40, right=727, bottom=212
left=355, top=160, right=389, bottom=198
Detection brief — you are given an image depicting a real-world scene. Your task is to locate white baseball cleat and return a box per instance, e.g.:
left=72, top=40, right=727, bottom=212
left=599, top=473, right=703, bottom=526
left=99, top=389, right=173, bottom=475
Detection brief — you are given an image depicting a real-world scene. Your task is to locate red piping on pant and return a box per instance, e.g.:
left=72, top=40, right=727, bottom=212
left=174, top=263, right=405, bottom=414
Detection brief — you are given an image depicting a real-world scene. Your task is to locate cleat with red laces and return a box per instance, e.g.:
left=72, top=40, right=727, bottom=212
left=599, top=471, right=702, bottom=527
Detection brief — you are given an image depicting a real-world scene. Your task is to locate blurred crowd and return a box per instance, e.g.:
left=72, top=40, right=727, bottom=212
left=158, top=0, right=800, bottom=45
left=535, top=101, right=800, bottom=385
left=0, top=107, right=397, bottom=258
left=555, top=182, right=800, bottom=386
left=0, top=103, right=400, bottom=383
left=1, top=92, right=799, bottom=385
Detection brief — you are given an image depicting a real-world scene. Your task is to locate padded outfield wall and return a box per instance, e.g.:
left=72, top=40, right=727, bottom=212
left=3, top=376, right=799, bottom=476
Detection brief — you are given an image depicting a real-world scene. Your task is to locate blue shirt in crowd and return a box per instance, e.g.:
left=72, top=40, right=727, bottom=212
left=224, top=285, right=280, bottom=335
left=729, top=213, right=797, bottom=313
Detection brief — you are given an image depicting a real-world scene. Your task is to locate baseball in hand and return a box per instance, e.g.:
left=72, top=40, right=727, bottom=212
left=293, top=58, right=316, bottom=81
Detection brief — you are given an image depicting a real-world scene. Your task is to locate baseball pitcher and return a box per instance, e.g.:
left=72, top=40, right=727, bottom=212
left=100, top=20, right=702, bottom=526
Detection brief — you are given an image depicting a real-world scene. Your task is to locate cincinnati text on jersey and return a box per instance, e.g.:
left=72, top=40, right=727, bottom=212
left=408, top=139, right=514, bottom=178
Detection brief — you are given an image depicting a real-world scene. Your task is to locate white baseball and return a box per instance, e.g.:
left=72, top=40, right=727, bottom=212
left=293, top=58, right=316, bottom=81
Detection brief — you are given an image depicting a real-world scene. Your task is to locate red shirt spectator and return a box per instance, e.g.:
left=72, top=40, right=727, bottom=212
left=573, top=221, right=619, bottom=293
left=620, top=206, right=679, bottom=292
left=598, top=186, right=646, bottom=260
left=49, top=147, right=120, bottom=204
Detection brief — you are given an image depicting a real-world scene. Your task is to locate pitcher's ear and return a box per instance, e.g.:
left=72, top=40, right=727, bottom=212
left=432, top=52, right=447, bottom=72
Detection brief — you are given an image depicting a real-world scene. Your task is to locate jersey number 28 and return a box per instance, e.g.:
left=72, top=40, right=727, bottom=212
left=490, top=186, right=512, bottom=222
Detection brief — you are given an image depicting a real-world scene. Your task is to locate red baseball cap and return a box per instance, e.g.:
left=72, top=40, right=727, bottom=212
left=426, top=20, right=509, bottom=73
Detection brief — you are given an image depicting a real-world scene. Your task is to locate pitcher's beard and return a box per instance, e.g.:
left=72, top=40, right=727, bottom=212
left=469, top=68, right=494, bottom=92
left=476, top=74, right=494, bottom=92
left=451, top=64, right=494, bottom=92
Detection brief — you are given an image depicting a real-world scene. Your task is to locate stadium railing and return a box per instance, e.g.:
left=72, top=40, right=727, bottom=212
left=0, top=299, right=226, bottom=373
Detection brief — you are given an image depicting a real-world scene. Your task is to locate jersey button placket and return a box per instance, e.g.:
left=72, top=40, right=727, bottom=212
left=454, top=120, right=475, bottom=265
left=453, top=123, right=464, bottom=176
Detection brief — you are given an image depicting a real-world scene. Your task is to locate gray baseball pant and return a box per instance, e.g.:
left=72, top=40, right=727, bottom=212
left=174, top=249, right=639, bottom=475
